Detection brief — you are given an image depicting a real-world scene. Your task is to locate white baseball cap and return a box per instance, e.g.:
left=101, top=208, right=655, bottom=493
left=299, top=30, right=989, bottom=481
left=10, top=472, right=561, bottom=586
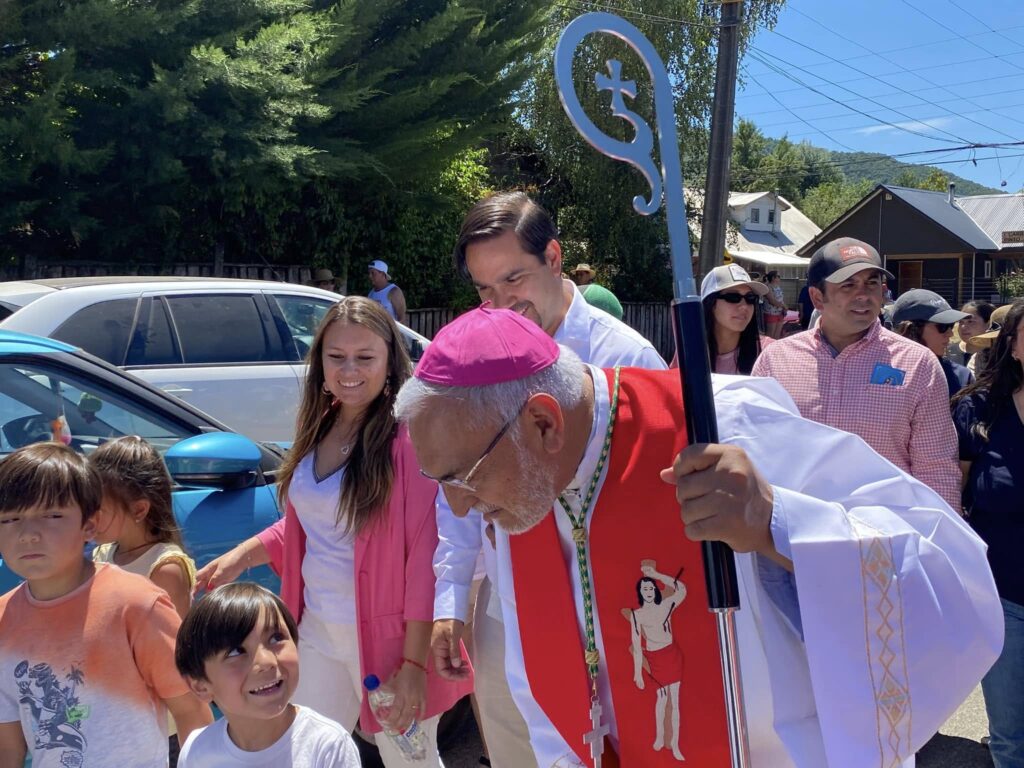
left=369, top=259, right=390, bottom=277
left=700, top=265, right=769, bottom=300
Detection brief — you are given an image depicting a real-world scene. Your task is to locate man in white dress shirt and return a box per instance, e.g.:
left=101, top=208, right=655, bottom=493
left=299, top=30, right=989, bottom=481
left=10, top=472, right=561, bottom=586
left=399, top=306, right=1003, bottom=768
left=432, top=191, right=665, bottom=766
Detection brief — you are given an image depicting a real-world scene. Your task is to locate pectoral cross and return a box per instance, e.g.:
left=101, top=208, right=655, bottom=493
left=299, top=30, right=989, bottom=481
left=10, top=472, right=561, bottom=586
left=583, top=698, right=610, bottom=768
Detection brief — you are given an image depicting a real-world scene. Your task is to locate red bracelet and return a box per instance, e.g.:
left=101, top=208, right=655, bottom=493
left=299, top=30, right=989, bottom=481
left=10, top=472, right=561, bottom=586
left=402, top=657, right=428, bottom=673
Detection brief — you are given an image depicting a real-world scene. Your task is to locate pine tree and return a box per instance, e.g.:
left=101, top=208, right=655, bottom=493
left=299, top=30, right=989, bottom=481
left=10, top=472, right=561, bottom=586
left=0, top=0, right=547, bottom=273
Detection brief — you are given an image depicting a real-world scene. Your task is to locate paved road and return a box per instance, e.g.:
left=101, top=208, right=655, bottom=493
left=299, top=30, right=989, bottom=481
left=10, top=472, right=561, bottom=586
left=919, top=685, right=993, bottom=768
left=433, top=685, right=994, bottom=768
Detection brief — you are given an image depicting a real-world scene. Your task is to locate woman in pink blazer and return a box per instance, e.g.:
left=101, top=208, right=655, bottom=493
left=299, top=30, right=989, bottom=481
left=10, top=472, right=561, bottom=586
left=195, top=297, right=472, bottom=767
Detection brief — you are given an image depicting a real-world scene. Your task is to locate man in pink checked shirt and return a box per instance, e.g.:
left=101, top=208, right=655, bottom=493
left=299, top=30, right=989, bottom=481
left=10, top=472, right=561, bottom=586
left=752, top=237, right=961, bottom=512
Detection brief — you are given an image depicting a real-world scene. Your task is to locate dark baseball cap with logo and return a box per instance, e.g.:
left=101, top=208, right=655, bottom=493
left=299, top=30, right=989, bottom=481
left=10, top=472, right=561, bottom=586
left=808, top=237, right=895, bottom=285
left=891, top=289, right=970, bottom=325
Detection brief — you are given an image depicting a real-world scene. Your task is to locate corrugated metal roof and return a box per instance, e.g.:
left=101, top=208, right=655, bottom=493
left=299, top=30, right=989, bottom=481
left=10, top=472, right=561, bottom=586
left=885, top=185, right=997, bottom=250
left=955, top=193, right=1024, bottom=250
left=682, top=188, right=819, bottom=254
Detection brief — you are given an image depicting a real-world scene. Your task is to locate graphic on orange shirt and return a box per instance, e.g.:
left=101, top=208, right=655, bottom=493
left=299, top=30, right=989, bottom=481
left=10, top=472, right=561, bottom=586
left=621, top=561, right=687, bottom=763
left=15, top=658, right=91, bottom=767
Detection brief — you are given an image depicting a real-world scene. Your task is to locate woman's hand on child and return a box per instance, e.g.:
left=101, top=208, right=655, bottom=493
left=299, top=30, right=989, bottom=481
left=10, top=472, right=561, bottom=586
left=381, top=662, right=427, bottom=733
left=193, top=549, right=247, bottom=595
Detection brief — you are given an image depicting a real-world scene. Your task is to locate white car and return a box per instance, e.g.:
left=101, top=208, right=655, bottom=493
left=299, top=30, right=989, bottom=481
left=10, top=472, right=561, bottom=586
left=0, top=277, right=428, bottom=442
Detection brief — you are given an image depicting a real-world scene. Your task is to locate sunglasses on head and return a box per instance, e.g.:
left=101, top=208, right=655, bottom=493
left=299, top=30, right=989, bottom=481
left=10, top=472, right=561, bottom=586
left=717, top=292, right=759, bottom=305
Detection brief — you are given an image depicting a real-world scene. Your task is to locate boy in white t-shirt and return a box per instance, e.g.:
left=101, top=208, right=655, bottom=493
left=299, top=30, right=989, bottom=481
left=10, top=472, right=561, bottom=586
left=174, top=583, right=360, bottom=767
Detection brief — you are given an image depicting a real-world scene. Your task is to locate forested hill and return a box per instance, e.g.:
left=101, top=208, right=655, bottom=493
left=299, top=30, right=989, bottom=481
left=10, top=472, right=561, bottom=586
left=828, top=151, right=1000, bottom=195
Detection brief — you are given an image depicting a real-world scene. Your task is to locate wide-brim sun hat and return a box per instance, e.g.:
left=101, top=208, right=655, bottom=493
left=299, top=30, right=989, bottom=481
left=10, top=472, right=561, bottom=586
left=965, top=303, right=1013, bottom=353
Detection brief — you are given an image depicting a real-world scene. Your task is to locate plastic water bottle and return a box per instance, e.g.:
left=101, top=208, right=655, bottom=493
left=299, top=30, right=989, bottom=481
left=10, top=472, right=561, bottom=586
left=363, top=674, right=428, bottom=761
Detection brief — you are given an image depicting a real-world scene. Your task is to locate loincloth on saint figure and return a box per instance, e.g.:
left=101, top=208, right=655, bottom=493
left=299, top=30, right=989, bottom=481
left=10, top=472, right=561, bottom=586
left=641, top=641, right=683, bottom=689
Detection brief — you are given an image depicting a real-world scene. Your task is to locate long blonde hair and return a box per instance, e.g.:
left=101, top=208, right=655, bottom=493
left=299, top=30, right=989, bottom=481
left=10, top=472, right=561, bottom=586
left=277, top=297, right=412, bottom=535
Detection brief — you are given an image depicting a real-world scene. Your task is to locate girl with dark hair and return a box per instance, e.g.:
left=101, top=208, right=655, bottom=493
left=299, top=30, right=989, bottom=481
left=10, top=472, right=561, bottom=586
left=90, top=435, right=195, bottom=619
left=698, top=265, right=772, bottom=374
left=951, top=299, right=1024, bottom=767
left=193, top=297, right=471, bottom=767
left=951, top=300, right=996, bottom=371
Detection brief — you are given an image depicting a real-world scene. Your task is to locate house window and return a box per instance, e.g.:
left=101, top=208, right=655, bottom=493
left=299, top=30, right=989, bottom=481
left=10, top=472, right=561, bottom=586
left=983, top=260, right=993, bottom=279
left=767, top=209, right=775, bottom=225
left=750, top=208, right=760, bottom=224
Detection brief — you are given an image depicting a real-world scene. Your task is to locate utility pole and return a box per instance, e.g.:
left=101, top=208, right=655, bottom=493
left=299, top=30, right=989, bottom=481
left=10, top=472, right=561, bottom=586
left=698, top=0, right=743, bottom=282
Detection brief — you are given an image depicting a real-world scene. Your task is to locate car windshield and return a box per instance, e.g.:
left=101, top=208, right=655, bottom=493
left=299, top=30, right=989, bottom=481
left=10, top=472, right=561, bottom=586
left=0, top=361, right=195, bottom=457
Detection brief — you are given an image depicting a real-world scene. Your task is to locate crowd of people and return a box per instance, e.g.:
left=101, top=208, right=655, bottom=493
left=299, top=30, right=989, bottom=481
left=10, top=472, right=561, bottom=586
left=0, top=191, right=1018, bottom=768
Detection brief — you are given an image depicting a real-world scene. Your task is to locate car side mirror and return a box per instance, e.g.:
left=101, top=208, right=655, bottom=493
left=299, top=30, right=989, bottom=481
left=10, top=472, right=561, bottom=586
left=165, top=432, right=262, bottom=491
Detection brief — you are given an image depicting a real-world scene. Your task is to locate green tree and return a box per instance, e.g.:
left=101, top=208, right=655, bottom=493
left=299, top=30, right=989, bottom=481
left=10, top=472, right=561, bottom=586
left=731, top=118, right=769, bottom=191
left=510, top=1, right=787, bottom=302
left=0, top=0, right=548, bottom=276
left=891, top=168, right=950, bottom=192
left=799, top=179, right=873, bottom=229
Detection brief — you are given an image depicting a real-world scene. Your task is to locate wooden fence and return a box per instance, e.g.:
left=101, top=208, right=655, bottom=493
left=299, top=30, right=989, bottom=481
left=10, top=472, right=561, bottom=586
left=407, top=302, right=675, bottom=361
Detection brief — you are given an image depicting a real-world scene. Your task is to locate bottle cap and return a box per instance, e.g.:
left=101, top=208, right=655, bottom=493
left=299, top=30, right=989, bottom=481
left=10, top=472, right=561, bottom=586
left=363, top=675, right=381, bottom=691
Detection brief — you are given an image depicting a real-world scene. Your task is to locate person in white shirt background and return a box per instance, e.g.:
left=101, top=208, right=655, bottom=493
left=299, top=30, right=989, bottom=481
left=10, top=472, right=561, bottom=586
left=432, top=190, right=665, bottom=766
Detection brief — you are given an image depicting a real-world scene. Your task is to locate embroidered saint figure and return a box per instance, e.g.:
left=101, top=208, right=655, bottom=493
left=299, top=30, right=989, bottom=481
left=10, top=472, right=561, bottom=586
left=622, top=561, right=686, bottom=762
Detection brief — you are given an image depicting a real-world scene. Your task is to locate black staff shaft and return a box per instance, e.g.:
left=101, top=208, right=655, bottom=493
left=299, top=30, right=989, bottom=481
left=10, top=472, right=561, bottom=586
left=672, top=296, right=739, bottom=611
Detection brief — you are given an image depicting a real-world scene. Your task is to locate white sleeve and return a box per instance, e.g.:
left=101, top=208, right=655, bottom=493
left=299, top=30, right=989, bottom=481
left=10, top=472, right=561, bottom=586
left=625, top=344, right=668, bottom=370
left=433, top=487, right=483, bottom=623
left=714, top=376, right=1003, bottom=768
left=321, top=730, right=362, bottom=768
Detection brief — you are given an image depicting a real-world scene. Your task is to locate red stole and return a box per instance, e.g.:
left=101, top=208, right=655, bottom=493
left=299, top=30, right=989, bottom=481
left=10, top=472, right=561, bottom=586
left=510, top=368, right=731, bottom=767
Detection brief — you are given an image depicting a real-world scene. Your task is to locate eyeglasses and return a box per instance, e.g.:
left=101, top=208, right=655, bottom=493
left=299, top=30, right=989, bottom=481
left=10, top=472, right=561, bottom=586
left=420, top=410, right=519, bottom=492
left=933, top=322, right=954, bottom=333
left=717, top=292, right=759, bottom=305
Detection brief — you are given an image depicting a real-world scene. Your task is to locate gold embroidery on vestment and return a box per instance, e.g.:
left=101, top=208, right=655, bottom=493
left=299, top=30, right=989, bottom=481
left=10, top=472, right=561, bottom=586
left=856, top=519, right=912, bottom=768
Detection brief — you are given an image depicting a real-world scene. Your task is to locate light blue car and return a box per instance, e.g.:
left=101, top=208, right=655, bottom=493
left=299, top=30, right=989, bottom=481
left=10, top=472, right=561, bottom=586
left=0, top=331, right=282, bottom=593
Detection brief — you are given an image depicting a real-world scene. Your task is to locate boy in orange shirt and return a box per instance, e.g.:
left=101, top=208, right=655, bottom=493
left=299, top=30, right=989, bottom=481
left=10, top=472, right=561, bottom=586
left=0, top=442, right=212, bottom=768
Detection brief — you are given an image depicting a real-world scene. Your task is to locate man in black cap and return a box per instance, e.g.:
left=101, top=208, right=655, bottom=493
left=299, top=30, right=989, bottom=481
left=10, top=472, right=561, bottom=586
left=752, top=237, right=961, bottom=511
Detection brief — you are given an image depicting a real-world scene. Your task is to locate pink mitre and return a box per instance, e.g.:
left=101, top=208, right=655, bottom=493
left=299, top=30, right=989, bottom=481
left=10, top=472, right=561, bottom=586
left=414, top=306, right=559, bottom=386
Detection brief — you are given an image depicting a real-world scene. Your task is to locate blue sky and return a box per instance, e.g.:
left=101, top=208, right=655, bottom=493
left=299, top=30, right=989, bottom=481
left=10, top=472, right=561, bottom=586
left=738, top=0, right=1024, bottom=191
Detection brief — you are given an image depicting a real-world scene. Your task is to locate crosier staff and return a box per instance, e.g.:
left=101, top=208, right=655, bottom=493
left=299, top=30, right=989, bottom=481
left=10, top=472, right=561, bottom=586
left=554, top=11, right=749, bottom=768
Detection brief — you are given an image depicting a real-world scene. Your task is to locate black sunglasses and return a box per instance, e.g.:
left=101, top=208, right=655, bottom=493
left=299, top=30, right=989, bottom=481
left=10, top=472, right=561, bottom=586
left=933, top=322, right=954, bottom=333
left=717, top=292, right=759, bottom=305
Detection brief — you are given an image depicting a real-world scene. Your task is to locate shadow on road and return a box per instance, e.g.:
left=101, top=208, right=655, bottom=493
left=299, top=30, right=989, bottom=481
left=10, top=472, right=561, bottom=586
left=918, top=733, right=993, bottom=768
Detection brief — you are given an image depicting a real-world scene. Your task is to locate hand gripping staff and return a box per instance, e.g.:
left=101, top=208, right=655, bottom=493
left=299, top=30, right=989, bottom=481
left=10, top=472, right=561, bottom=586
left=554, top=12, right=750, bottom=767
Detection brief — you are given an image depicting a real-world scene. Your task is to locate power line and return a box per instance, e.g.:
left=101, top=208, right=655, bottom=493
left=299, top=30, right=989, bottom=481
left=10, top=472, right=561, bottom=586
left=770, top=97, right=1024, bottom=141
left=742, top=69, right=858, bottom=151
left=747, top=49, right=965, bottom=144
left=754, top=86, right=1024, bottom=130
left=900, top=0, right=1024, bottom=77
left=781, top=7, right=1023, bottom=142
left=740, top=68, right=1024, bottom=119
left=755, top=22, right=1024, bottom=72
left=739, top=48, right=1024, bottom=105
left=944, top=0, right=1024, bottom=54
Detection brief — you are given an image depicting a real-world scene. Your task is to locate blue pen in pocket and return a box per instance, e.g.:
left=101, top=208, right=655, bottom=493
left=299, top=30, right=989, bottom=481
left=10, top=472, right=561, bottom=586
left=870, top=362, right=906, bottom=386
